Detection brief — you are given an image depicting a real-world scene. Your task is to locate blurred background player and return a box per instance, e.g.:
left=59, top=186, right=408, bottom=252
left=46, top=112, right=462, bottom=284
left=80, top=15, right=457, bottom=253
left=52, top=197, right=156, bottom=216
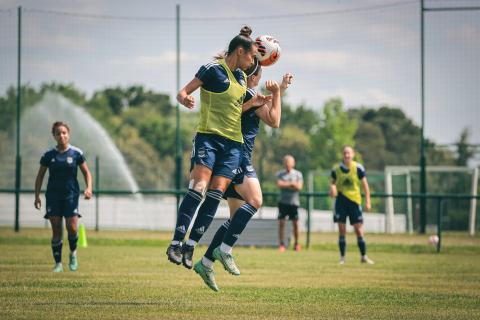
left=277, top=154, right=303, bottom=252
left=194, top=63, right=293, bottom=291
left=329, top=145, right=374, bottom=265
left=166, top=26, right=270, bottom=269
left=34, top=121, right=93, bottom=272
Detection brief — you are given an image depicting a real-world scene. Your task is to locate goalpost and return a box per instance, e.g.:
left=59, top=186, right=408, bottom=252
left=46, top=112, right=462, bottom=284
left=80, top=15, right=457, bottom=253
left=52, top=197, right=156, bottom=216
left=384, top=166, right=479, bottom=235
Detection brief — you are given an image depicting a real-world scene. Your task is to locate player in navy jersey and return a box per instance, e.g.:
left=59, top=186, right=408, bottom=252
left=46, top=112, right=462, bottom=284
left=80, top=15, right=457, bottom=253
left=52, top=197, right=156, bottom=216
left=34, top=121, right=92, bottom=272
left=167, top=26, right=271, bottom=274
left=193, top=60, right=293, bottom=291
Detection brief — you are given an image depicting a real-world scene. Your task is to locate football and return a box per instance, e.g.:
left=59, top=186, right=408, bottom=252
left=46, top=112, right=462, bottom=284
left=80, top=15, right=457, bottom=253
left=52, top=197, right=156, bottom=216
left=428, top=235, right=439, bottom=245
left=255, top=35, right=281, bottom=66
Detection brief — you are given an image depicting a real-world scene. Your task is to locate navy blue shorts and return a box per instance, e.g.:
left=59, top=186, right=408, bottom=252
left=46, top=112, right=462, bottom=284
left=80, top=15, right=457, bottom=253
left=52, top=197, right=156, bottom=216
left=44, top=196, right=81, bottom=219
left=224, top=163, right=258, bottom=200
left=334, top=193, right=363, bottom=225
left=190, top=133, right=242, bottom=180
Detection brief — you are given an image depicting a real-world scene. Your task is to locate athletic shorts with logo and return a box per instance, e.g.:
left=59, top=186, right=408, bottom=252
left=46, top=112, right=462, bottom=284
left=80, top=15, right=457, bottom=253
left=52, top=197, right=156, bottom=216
left=334, top=192, right=363, bottom=225
left=190, top=133, right=242, bottom=180
left=44, top=195, right=81, bottom=219
left=223, top=163, right=258, bottom=200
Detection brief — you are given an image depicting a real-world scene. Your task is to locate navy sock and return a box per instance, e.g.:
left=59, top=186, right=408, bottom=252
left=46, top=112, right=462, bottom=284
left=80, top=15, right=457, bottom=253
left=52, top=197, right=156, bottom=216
left=339, top=236, right=346, bottom=257
left=189, top=189, right=223, bottom=242
left=204, top=219, right=230, bottom=261
left=223, top=203, right=257, bottom=247
left=357, top=237, right=366, bottom=256
left=173, top=189, right=203, bottom=242
left=51, top=240, right=63, bottom=263
left=68, top=234, right=78, bottom=252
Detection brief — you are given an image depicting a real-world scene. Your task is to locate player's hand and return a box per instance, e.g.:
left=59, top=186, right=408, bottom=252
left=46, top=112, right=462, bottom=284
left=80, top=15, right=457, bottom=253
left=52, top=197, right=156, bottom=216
left=84, top=188, right=93, bottom=200
left=281, top=73, right=293, bottom=91
left=252, top=93, right=272, bottom=107
left=34, top=196, right=41, bottom=210
left=181, top=95, right=195, bottom=109
left=265, top=80, right=280, bottom=93
left=365, top=200, right=371, bottom=212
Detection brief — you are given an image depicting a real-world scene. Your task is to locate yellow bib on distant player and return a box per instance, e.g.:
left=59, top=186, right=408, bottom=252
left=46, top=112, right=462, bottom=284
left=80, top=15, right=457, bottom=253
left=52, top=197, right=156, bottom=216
left=197, top=59, right=246, bottom=143
left=335, top=161, right=362, bottom=204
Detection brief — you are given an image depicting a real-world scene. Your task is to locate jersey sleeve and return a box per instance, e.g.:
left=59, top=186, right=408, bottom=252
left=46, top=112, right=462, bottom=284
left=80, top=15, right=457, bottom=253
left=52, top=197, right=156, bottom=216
left=77, top=151, right=86, bottom=165
left=40, top=151, right=50, bottom=166
left=330, top=168, right=336, bottom=180
left=244, top=88, right=256, bottom=103
left=357, top=164, right=366, bottom=179
left=195, top=64, right=212, bottom=83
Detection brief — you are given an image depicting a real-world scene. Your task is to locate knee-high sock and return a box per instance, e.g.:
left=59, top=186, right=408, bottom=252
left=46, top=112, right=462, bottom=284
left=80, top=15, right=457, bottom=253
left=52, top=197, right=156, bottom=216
left=68, top=234, right=78, bottom=253
left=357, top=237, right=366, bottom=256
left=222, top=203, right=257, bottom=249
left=173, top=189, right=203, bottom=242
left=204, top=219, right=230, bottom=261
left=51, top=240, right=63, bottom=263
left=188, top=189, right=223, bottom=242
left=339, top=235, right=346, bottom=257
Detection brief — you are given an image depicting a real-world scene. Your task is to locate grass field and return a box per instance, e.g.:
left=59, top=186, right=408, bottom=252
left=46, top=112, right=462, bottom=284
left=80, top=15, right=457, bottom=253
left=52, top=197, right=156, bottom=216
left=1, top=227, right=480, bottom=319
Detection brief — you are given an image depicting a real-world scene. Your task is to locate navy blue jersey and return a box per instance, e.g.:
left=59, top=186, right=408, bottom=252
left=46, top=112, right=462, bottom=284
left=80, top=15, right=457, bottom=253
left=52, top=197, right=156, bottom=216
left=40, top=145, right=86, bottom=199
left=331, top=162, right=366, bottom=180
left=195, top=61, right=246, bottom=93
left=240, top=88, right=260, bottom=166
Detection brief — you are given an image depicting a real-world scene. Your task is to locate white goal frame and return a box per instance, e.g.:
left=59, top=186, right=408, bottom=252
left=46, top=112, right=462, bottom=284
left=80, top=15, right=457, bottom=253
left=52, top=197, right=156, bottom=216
left=384, top=166, right=479, bottom=235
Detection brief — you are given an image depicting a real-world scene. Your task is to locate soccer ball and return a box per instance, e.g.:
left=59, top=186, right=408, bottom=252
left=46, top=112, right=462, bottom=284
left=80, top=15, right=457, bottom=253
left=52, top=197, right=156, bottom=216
left=428, top=235, right=439, bottom=245
left=255, top=35, right=281, bottom=66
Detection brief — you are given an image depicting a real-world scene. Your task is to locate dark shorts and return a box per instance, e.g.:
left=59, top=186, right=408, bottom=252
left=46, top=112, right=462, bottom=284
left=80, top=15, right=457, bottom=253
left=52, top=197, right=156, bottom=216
left=278, top=203, right=299, bottom=220
left=334, top=193, right=363, bottom=225
left=190, top=133, right=242, bottom=180
left=224, top=163, right=258, bottom=200
left=44, top=196, right=81, bottom=219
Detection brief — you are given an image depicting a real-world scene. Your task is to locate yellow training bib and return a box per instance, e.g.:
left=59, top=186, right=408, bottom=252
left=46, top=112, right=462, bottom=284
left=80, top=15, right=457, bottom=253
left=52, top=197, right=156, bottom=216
left=197, top=59, right=246, bottom=143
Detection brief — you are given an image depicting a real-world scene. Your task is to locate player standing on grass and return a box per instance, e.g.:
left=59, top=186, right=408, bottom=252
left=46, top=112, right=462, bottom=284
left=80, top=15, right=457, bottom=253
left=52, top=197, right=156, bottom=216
left=329, top=145, right=374, bottom=265
left=193, top=62, right=293, bottom=291
left=166, top=26, right=270, bottom=268
left=34, top=121, right=93, bottom=272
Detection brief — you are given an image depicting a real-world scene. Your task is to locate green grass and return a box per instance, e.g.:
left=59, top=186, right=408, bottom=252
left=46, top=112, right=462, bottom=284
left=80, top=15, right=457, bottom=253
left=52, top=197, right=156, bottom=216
left=1, top=228, right=480, bottom=319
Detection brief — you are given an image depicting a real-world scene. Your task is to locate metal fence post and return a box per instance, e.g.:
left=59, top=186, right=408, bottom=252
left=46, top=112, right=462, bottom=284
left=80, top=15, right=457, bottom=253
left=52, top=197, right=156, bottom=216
left=306, top=193, right=311, bottom=249
left=436, top=197, right=443, bottom=253
left=14, top=6, right=22, bottom=232
left=95, top=156, right=100, bottom=231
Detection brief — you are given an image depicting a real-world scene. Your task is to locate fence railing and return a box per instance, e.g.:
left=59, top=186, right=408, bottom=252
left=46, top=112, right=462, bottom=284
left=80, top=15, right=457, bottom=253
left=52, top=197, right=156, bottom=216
left=1, top=187, right=478, bottom=253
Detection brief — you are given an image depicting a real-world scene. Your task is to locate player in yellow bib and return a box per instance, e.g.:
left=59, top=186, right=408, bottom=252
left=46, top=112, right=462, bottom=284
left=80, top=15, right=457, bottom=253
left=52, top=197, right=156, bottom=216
left=329, top=146, right=374, bottom=264
left=167, top=26, right=270, bottom=276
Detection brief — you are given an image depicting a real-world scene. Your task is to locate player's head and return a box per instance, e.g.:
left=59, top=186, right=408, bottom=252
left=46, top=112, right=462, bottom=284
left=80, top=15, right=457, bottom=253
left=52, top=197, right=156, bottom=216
left=246, top=58, right=262, bottom=88
left=51, top=121, right=70, bottom=146
left=283, top=154, right=295, bottom=171
left=342, top=145, right=355, bottom=163
left=226, top=26, right=258, bottom=71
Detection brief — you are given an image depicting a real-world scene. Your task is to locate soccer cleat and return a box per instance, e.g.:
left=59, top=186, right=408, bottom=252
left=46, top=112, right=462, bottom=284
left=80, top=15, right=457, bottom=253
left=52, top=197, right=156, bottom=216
left=212, top=247, right=240, bottom=276
left=181, top=244, right=194, bottom=269
left=68, top=253, right=78, bottom=271
left=294, top=243, right=301, bottom=252
left=166, top=243, right=182, bottom=265
left=53, top=263, right=63, bottom=273
left=339, top=256, right=346, bottom=265
left=193, top=260, right=219, bottom=292
left=361, top=256, right=375, bottom=264
left=279, top=244, right=286, bottom=252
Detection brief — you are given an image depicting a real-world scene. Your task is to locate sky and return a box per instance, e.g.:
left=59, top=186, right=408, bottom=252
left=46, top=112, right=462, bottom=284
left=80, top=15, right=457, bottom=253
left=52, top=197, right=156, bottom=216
left=0, top=0, right=479, bottom=146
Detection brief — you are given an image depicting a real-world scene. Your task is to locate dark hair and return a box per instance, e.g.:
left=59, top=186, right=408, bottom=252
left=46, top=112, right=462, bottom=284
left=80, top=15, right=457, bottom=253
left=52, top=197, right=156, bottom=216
left=51, top=121, right=70, bottom=135
left=226, top=26, right=255, bottom=55
left=245, top=58, right=261, bottom=77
